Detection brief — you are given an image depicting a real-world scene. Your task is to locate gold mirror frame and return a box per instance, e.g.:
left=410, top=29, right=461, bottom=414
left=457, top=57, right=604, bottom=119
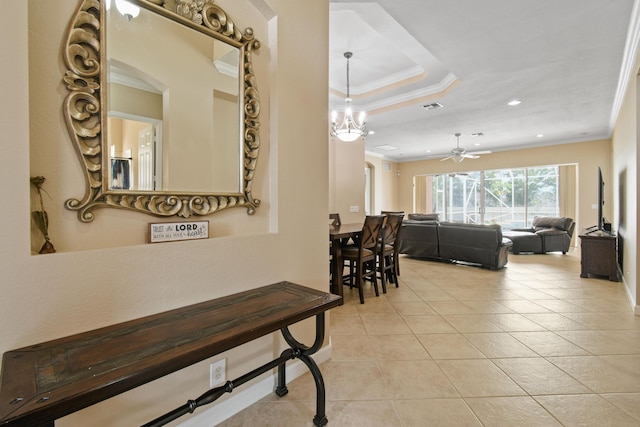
left=63, top=0, right=261, bottom=222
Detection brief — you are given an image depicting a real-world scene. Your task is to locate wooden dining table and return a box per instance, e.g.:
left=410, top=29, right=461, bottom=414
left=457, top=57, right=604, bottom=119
left=329, top=222, right=362, bottom=300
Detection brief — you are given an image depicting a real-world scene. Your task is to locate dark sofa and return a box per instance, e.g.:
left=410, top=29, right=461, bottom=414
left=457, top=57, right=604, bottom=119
left=398, top=217, right=512, bottom=270
left=503, top=216, right=575, bottom=254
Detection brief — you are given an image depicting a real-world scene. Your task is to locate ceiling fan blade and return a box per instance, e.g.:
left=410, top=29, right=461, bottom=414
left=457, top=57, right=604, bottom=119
left=467, top=150, right=492, bottom=155
left=462, top=153, right=479, bottom=159
left=440, top=155, right=453, bottom=161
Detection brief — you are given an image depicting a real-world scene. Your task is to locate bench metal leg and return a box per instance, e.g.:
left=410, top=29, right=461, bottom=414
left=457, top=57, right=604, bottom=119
left=142, top=313, right=329, bottom=427
left=278, top=313, right=328, bottom=426
left=142, top=353, right=294, bottom=427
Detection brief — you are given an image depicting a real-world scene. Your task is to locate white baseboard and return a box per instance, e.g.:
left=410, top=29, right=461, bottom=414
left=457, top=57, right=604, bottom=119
left=619, top=273, right=639, bottom=316
left=178, top=342, right=332, bottom=427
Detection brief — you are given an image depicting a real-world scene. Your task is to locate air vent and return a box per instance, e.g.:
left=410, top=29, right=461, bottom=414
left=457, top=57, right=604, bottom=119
left=375, top=144, right=398, bottom=151
left=421, top=102, right=443, bottom=110
left=471, top=132, right=484, bottom=137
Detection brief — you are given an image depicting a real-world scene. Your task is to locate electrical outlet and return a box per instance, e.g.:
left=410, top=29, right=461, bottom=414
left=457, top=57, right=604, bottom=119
left=350, top=206, right=359, bottom=213
left=210, top=359, right=226, bottom=388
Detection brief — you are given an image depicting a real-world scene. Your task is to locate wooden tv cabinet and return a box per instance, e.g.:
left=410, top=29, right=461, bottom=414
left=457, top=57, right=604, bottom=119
left=579, top=231, right=619, bottom=281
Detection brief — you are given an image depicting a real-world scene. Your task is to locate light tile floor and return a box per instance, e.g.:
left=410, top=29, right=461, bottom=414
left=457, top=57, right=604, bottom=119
left=219, top=250, right=640, bottom=426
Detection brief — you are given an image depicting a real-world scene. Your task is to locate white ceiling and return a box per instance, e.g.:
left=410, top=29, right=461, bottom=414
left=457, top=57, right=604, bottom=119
left=329, top=0, right=638, bottom=162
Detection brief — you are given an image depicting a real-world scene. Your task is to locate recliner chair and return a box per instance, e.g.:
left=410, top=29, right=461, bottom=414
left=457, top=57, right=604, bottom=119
left=505, top=216, right=575, bottom=254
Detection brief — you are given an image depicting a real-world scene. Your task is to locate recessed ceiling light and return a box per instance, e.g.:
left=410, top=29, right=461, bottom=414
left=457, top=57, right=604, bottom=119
left=474, top=143, right=480, bottom=146
left=426, top=149, right=431, bottom=153
left=368, top=130, right=375, bottom=135
left=536, top=134, right=544, bottom=138
left=507, top=99, right=522, bottom=106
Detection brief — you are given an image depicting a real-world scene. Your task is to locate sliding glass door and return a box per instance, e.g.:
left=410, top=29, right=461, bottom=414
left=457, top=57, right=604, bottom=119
left=433, top=172, right=481, bottom=223
left=483, top=168, right=527, bottom=228
left=430, top=166, right=559, bottom=230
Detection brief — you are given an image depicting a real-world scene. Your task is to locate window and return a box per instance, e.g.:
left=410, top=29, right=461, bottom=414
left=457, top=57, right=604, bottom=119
left=429, top=166, right=559, bottom=230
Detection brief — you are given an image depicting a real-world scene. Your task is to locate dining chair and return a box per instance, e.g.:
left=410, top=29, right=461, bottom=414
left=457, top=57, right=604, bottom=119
left=329, top=213, right=342, bottom=227
left=378, top=213, right=404, bottom=292
left=329, top=213, right=342, bottom=280
left=381, top=211, right=404, bottom=277
left=381, top=210, right=405, bottom=217
left=341, top=215, right=385, bottom=304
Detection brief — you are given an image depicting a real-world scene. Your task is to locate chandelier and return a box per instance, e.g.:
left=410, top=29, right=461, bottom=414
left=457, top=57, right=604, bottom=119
left=114, top=0, right=140, bottom=21
left=331, top=52, right=368, bottom=142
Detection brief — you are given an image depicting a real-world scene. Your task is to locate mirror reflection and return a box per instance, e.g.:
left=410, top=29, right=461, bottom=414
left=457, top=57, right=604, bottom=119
left=63, top=0, right=261, bottom=222
left=106, top=2, right=241, bottom=193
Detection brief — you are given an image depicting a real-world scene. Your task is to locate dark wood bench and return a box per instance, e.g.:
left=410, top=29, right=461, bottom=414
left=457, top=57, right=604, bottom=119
left=0, top=282, right=341, bottom=426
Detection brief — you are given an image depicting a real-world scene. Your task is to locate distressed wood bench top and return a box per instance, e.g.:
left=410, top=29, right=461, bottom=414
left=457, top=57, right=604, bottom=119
left=0, top=281, right=341, bottom=426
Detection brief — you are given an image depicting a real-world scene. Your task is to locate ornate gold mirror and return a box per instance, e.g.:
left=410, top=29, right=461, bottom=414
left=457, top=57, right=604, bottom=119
left=63, top=0, right=261, bottom=222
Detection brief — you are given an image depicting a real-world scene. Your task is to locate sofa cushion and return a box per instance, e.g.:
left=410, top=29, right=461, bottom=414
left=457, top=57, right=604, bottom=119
left=503, top=230, right=543, bottom=253
left=532, top=216, right=572, bottom=231
left=407, top=213, right=440, bottom=221
left=535, top=228, right=567, bottom=236
left=438, top=222, right=503, bottom=246
left=398, top=222, right=439, bottom=258
left=400, top=221, right=439, bottom=229
left=436, top=222, right=506, bottom=268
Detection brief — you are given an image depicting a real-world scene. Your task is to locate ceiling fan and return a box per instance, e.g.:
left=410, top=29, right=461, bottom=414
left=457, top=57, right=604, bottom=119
left=440, top=133, right=491, bottom=163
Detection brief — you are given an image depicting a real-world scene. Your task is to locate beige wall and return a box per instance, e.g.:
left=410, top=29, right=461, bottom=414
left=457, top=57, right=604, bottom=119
left=329, top=138, right=365, bottom=223
left=109, top=83, right=163, bottom=119
left=365, top=154, right=400, bottom=215
left=611, top=65, right=639, bottom=313
left=331, top=146, right=401, bottom=221
left=5, top=0, right=330, bottom=425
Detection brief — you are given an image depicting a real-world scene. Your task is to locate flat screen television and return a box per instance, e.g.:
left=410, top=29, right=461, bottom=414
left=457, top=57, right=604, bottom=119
left=597, top=166, right=604, bottom=230
left=586, top=166, right=607, bottom=234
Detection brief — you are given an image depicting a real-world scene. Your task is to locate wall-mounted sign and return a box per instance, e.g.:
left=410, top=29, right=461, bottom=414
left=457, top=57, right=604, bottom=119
left=149, top=221, right=209, bottom=243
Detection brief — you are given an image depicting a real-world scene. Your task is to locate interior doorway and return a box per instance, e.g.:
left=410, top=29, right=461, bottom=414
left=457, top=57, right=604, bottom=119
left=365, top=162, right=374, bottom=215
left=107, top=113, right=162, bottom=191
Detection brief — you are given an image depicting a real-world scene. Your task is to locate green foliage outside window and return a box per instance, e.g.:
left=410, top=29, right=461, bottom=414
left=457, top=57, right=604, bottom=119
left=431, top=166, right=559, bottom=228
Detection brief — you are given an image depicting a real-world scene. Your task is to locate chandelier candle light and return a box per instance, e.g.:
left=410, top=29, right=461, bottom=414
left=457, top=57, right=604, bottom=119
left=114, top=0, right=140, bottom=21
left=331, top=52, right=368, bottom=142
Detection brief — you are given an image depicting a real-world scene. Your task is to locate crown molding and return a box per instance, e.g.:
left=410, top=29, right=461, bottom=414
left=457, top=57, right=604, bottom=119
left=609, top=0, right=640, bottom=132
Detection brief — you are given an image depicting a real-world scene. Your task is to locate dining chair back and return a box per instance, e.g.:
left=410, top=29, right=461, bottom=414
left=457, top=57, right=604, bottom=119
left=378, top=213, right=404, bottom=292
left=342, top=215, right=385, bottom=304
left=329, top=213, right=342, bottom=227
left=381, top=210, right=405, bottom=217
left=329, top=213, right=342, bottom=273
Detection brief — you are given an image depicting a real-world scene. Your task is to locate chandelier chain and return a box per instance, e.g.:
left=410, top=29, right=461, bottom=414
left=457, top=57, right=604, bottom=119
left=346, top=54, right=350, bottom=99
